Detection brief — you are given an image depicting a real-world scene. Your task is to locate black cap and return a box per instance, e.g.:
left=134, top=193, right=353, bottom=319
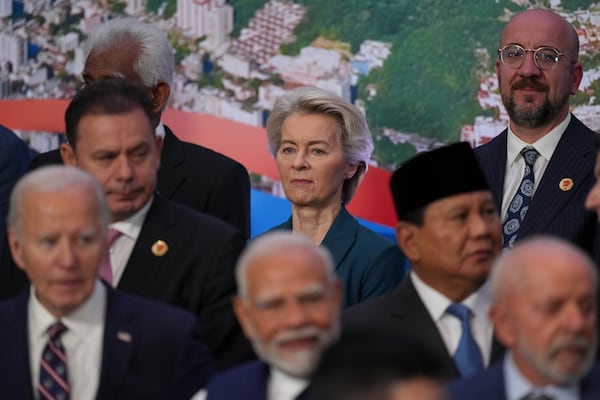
left=390, top=142, right=490, bottom=219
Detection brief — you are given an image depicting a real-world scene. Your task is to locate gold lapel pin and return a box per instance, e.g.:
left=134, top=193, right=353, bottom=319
left=151, top=240, right=169, bottom=256
left=559, top=178, right=574, bottom=192
left=117, top=331, right=132, bottom=343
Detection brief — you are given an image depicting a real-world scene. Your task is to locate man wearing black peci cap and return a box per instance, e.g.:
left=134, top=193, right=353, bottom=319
left=342, top=142, right=505, bottom=381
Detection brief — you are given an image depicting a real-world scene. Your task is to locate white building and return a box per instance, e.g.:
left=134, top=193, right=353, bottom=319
left=0, top=32, right=27, bottom=73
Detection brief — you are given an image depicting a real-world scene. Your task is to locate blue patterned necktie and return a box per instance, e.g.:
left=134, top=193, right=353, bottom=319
left=503, top=147, right=540, bottom=248
left=39, top=322, right=70, bottom=400
left=446, top=303, right=484, bottom=377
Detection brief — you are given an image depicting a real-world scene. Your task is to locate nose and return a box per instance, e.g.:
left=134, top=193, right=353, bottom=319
left=562, top=304, right=589, bottom=333
left=56, top=240, right=76, bottom=269
left=116, top=155, right=135, bottom=181
left=292, top=150, right=309, bottom=170
left=285, top=300, right=309, bottom=328
left=518, top=50, right=542, bottom=77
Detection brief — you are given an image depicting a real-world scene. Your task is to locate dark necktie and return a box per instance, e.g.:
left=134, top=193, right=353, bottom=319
left=446, top=303, right=484, bottom=377
left=503, top=147, right=540, bottom=248
left=39, top=321, right=69, bottom=400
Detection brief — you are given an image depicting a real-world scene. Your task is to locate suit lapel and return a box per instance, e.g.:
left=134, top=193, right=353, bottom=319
left=0, top=292, right=34, bottom=398
left=386, top=279, right=460, bottom=379
left=321, top=207, right=357, bottom=271
left=96, top=288, right=135, bottom=399
left=156, top=126, right=186, bottom=200
left=476, top=131, right=507, bottom=211
left=519, top=117, right=594, bottom=237
left=117, top=195, right=176, bottom=295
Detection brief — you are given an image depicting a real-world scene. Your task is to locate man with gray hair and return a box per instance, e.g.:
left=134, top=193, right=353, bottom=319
left=0, top=166, right=214, bottom=399
left=196, top=231, right=342, bottom=400
left=28, top=16, right=251, bottom=238
left=447, top=236, right=600, bottom=400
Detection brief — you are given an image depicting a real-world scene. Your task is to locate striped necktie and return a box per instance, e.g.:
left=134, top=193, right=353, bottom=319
left=39, top=321, right=69, bottom=400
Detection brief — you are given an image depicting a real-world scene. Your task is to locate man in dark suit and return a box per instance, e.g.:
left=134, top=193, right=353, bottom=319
left=475, top=8, right=600, bottom=262
left=343, top=142, right=504, bottom=381
left=0, top=125, right=32, bottom=299
left=447, top=236, right=600, bottom=400
left=197, top=231, right=342, bottom=400
left=29, top=17, right=251, bottom=238
left=59, top=78, right=253, bottom=370
left=1, top=165, right=215, bottom=399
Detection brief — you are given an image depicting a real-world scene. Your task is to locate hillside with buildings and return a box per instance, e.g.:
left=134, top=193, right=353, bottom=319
left=2, top=0, right=600, bottom=168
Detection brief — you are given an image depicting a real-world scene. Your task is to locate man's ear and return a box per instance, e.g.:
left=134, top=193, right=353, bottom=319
left=60, top=143, right=76, bottom=166
left=489, top=304, right=516, bottom=348
left=7, top=229, right=26, bottom=273
left=232, top=296, right=254, bottom=340
left=395, top=221, right=420, bottom=261
left=151, top=82, right=170, bottom=114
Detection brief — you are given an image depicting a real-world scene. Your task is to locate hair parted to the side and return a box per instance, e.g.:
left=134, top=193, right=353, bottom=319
left=266, top=86, right=374, bottom=204
left=65, top=78, right=155, bottom=148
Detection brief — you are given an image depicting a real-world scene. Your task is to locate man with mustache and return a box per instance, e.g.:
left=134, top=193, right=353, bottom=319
left=447, top=236, right=600, bottom=399
left=475, top=9, right=600, bottom=262
left=59, top=77, right=253, bottom=370
left=343, top=142, right=504, bottom=381
left=196, top=231, right=342, bottom=400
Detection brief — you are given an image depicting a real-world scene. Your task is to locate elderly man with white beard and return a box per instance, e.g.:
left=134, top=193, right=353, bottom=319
left=447, top=236, right=600, bottom=400
left=193, top=231, right=342, bottom=400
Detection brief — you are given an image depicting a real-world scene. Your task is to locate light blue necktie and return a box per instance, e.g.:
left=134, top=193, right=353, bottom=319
left=503, top=147, right=540, bottom=248
left=446, top=303, right=484, bottom=377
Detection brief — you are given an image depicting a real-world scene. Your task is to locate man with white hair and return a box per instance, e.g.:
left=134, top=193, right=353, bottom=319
left=196, top=231, right=342, bottom=400
left=447, top=236, right=600, bottom=400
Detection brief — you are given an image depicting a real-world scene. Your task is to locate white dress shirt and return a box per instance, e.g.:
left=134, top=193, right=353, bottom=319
left=501, top=114, right=569, bottom=221
left=267, top=368, right=309, bottom=400
left=410, top=271, right=494, bottom=366
left=504, top=352, right=579, bottom=400
left=108, top=198, right=152, bottom=286
left=29, top=280, right=106, bottom=400
left=191, top=368, right=308, bottom=400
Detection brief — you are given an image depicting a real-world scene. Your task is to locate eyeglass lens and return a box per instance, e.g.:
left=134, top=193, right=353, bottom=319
left=501, top=45, right=560, bottom=70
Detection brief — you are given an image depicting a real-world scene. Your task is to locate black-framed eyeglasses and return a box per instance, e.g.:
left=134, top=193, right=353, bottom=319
left=498, top=44, right=575, bottom=70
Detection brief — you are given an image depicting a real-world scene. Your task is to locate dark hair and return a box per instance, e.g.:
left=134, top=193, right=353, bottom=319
left=64, top=78, right=154, bottom=148
left=400, top=205, right=426, bottom=226
left=310, top=331, right=443, bottom=400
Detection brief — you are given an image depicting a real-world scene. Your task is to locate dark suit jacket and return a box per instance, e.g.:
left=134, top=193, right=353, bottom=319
left=268, top=206, right=406, bottom=308
left=0, top=125, right=32, bottom=301
left=116, top=194, right=253, bottom=370
left=0, top=284, right=215, bottom=400
left=0, top=124, right=32, bottom=224
left=206, top=360, right=310, bottom=400
left=475, top=115, right=600, bottom=263
left=28, top=126, right=251, bottom=237
left=342, top=278, right=505, bottom=381
left=446, top=358, right=600, bottom=400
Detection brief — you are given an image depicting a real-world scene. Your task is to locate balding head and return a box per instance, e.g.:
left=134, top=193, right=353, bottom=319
left=489, top=236, right=597, bottom=386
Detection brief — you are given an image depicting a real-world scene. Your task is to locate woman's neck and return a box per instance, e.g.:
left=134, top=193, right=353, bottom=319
left=291, top=203, right=343, bottom=245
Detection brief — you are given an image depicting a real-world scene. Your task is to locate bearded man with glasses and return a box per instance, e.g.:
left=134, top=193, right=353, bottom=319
left=474, top=8, right=600, bottom=265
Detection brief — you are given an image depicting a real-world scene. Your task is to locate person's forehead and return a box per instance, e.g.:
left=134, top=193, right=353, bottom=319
left=501, top=11, right=571, bottom=48
left=84, top=44, right=141, bottom=82
left=246, top=250, right=328, bottom=292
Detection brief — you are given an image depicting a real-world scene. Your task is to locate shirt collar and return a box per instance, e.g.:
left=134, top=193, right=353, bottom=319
left=268, top=368, right=309, bottom=400
left=155, top=121, right=166, bottom=139
left=110, top=197, right=153, bottom=240
left=410, top=271, right=490, bottom=321
left=29, top=279, right=106, bottom=341
left=504, top=351, right=579, bottom=400
left=507, top=113, right=570, bottom=165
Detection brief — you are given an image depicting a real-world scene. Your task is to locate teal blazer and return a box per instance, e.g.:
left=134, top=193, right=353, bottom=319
left=268, top=206, right=406, bottom=308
